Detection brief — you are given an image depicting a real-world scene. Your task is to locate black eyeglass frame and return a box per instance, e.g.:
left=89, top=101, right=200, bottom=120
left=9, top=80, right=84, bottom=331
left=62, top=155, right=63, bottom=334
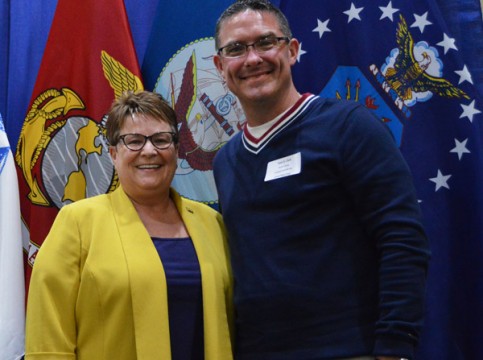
left=118, top=131, right=178, bottom=151
left=217, top=36, right=291, bottom=58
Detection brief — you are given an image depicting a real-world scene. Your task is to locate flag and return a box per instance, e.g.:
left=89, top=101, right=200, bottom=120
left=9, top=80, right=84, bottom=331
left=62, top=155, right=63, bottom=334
left=15, top=0, right=143, bottom=290
left=0, top=1, right=57, bottom=147
left=278, top=0, right=483, bottom=358
left=0, top=113, right=24, bottom=359
left=141, top=0, right=247, bottom=210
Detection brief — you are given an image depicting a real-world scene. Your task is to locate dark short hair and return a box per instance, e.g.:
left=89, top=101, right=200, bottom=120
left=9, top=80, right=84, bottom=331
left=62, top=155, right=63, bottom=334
left=214, top=0, right=292, bottom=50
left=106, top=91, right=178, bottom=146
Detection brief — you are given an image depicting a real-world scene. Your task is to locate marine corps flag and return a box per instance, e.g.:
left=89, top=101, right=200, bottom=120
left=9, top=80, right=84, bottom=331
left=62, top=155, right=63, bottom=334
left=16, top=0, right=143, bottom=290
left=278, top=0, right=483, bottom=358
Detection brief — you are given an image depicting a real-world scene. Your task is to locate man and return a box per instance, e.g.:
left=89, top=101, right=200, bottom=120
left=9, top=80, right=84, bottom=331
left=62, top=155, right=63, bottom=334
left=212, top=1, right=430, bottom=359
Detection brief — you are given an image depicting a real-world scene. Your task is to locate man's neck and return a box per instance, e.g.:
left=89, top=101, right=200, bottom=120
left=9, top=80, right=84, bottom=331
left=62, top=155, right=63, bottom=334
left=242, top=88, right=302, bottom=127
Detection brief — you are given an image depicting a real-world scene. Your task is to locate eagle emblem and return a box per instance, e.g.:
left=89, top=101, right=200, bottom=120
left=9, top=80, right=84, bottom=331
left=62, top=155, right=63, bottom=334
left=16, top=51, right=142, bottom=207
left=384, top=14, right=469, bottom=101
left=101, top=50, right=143, bottom=98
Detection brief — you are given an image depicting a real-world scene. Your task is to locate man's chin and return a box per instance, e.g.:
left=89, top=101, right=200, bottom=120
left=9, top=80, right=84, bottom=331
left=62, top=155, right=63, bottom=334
left=238, top=85, right=274, bottom=102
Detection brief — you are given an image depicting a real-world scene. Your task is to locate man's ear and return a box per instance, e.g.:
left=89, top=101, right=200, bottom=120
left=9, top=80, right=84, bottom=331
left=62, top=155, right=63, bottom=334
left=214, top=55, right=225, bottom=80
left=288, top=38, right=299, bottom=66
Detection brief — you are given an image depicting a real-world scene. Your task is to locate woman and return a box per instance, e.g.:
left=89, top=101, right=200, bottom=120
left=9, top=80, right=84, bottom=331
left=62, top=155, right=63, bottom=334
left=25, top=91, right=234, bottom=359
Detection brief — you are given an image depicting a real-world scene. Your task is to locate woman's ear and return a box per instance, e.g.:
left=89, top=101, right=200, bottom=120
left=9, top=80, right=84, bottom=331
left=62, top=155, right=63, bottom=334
left=109, top=146, right=117, bottom=162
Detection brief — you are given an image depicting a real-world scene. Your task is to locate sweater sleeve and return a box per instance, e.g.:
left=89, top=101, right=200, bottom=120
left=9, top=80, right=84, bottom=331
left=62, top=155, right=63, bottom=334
left=25, top=205, right=81, bottom=359
left=338, top=104, right=430, bottom=359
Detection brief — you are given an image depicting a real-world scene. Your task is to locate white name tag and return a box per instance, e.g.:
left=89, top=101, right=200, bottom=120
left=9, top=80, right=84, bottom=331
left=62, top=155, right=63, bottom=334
left=264, top=152, right=301, bottom=182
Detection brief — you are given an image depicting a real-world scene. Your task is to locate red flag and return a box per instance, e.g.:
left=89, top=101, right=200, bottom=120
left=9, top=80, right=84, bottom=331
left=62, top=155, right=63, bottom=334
left=15, top=0, right=143, bottom=290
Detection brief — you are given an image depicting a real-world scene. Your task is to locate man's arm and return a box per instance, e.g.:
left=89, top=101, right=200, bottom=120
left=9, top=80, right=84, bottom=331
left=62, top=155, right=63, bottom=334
left=340, top=104, right=430, bottom=359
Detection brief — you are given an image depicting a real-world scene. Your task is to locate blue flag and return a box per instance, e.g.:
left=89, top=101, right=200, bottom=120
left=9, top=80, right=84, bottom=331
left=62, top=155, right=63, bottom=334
left=141, top=0, right=249, bottom=209
left=278, top=0, right=483, bottom=358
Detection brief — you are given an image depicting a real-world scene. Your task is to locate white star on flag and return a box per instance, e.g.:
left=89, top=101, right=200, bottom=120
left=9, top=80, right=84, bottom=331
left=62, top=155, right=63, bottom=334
left=379, top=1, right=399, bottom=21
left=312, top=18, right=331, bottom=38
left=455, top=65, right=473, bottom=85
left=429, top=169, right=452, bottom=191
left=297, top=43, right=307, bottom=63
left=343, top=3, right=364, bottom=23
left=460, top=100, right=481, bottom=122
left=450, top=138, right=470, bottom=160
left=411, top=12, right=432, bottom=33
left=437, top=33, right=458, bottom=54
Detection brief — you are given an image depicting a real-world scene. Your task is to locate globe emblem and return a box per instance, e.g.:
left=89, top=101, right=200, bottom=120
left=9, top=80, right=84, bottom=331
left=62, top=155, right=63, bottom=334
left=42, top=116, right=114, bottom=209
left=155, top=38, right=246, bottom=205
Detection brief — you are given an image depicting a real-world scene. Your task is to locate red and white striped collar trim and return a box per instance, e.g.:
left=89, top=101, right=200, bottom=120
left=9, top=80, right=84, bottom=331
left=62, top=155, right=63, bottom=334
left=244, top=93, right=313, bottom=144
left=242, top=93, right=315, bottom=153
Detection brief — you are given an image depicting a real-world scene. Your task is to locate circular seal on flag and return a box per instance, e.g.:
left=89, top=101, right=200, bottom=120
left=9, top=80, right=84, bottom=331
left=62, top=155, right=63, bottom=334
left=154, top=38, right=246, bottom=206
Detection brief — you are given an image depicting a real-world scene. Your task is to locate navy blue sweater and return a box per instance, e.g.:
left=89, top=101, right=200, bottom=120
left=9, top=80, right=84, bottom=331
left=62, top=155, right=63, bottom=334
left=213, top=94, right=430, bottom=359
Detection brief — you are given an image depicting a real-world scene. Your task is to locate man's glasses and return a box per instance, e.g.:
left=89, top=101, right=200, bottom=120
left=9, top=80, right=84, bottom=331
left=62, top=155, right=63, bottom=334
left=217, top=36, right=290, bottom=58
left=118, top=132, right=177, bottom=151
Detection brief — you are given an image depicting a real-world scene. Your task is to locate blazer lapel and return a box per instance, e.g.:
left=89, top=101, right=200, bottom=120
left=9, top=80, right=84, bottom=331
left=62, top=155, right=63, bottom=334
left=110, top=187, right=172, bottom=359
left=171, top=189, right=233, bottom=358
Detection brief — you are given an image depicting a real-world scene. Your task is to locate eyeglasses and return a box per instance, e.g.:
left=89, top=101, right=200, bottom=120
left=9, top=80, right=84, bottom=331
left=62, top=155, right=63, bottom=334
left=118, top=132, right=177, bottom=151
left=217, top=36, right=290, bottom=58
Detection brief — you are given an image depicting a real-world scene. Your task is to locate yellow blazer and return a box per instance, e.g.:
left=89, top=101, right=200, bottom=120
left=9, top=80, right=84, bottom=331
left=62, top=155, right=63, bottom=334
left=26, top=187, right=233, bottom=359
